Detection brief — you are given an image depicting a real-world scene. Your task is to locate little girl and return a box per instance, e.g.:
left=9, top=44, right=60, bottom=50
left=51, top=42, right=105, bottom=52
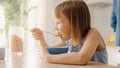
left=31, top=0, right=108, bottom=65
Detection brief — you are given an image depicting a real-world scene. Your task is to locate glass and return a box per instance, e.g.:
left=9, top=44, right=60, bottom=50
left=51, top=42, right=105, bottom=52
left=9, top=26, right=24, bottom=55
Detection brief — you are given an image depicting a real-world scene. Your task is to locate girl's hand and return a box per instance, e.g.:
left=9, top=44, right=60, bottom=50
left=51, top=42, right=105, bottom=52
left=31, top=28, right=45, bottom=41
left=31, top=27, right=48, bottom=47
left=38, top=49, right=46, bottom=62
left=38, top=48, right=49, bottom=62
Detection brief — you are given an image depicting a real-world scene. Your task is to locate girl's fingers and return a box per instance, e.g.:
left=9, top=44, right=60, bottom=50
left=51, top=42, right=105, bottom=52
left=31, top=28, right=38, bottom=32
left=31, top=30, right=43, bottom=40
left=38, top=51, right=44, bottom=61
left=39, top=54, right=43, bottom=60
left=31, top=28, right=42, bottom=32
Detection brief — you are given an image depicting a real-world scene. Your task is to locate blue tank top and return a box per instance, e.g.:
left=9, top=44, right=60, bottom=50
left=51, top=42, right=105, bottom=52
left=66, top=40, right=108, bottom=64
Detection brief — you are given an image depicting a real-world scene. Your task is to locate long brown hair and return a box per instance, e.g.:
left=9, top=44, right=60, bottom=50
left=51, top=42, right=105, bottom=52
left=54, top=0, right=91, bottom=44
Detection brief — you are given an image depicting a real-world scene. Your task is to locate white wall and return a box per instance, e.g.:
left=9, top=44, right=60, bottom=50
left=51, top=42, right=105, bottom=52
left=84, top=0, right=113, bottom=43
left=88, top=4, right=113, bottom=43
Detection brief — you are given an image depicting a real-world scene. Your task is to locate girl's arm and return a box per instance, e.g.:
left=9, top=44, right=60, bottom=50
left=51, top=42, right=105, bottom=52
left=45, top=29, right=99, bottom=65
left=31, top=28, right=66, bottom=48
left=39, top=38, right=66, bottom=48
left=50, top=41, right=66, bottom=47
left=32, top=28, right=99, bottom=65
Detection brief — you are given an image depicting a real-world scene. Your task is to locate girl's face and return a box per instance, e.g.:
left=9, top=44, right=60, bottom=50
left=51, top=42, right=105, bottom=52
left=54, top=13, right=71, bottom=41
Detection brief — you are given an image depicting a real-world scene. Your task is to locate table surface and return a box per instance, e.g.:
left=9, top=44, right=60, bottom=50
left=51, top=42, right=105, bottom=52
left=0, top=50, right=116, bottom=68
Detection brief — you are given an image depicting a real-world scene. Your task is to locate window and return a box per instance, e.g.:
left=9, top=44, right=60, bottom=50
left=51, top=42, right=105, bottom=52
left=0, top=5, right=6, bottom=48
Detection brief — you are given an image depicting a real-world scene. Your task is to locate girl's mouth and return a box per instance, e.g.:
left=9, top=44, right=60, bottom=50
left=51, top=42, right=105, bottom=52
left=54, top=31, right=62, bottom=36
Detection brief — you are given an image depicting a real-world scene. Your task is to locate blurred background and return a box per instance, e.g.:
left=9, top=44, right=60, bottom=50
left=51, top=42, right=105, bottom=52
left=0, top=0, right=120, bottom=66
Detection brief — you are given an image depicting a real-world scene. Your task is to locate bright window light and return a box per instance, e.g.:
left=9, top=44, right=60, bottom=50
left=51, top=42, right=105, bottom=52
left=0, top=5, right=6, bottom=48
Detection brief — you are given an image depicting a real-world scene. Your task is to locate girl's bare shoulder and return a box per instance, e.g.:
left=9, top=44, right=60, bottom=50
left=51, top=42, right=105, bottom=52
left=88, top=28, right=101, bottom=37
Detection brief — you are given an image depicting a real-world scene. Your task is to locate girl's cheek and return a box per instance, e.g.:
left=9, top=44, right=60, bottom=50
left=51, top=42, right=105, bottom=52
left=54, top=23, right=58, bottom=31
left=59, top=25, right=63, bottom=32
left=57, top=25, right=61, bottom=30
